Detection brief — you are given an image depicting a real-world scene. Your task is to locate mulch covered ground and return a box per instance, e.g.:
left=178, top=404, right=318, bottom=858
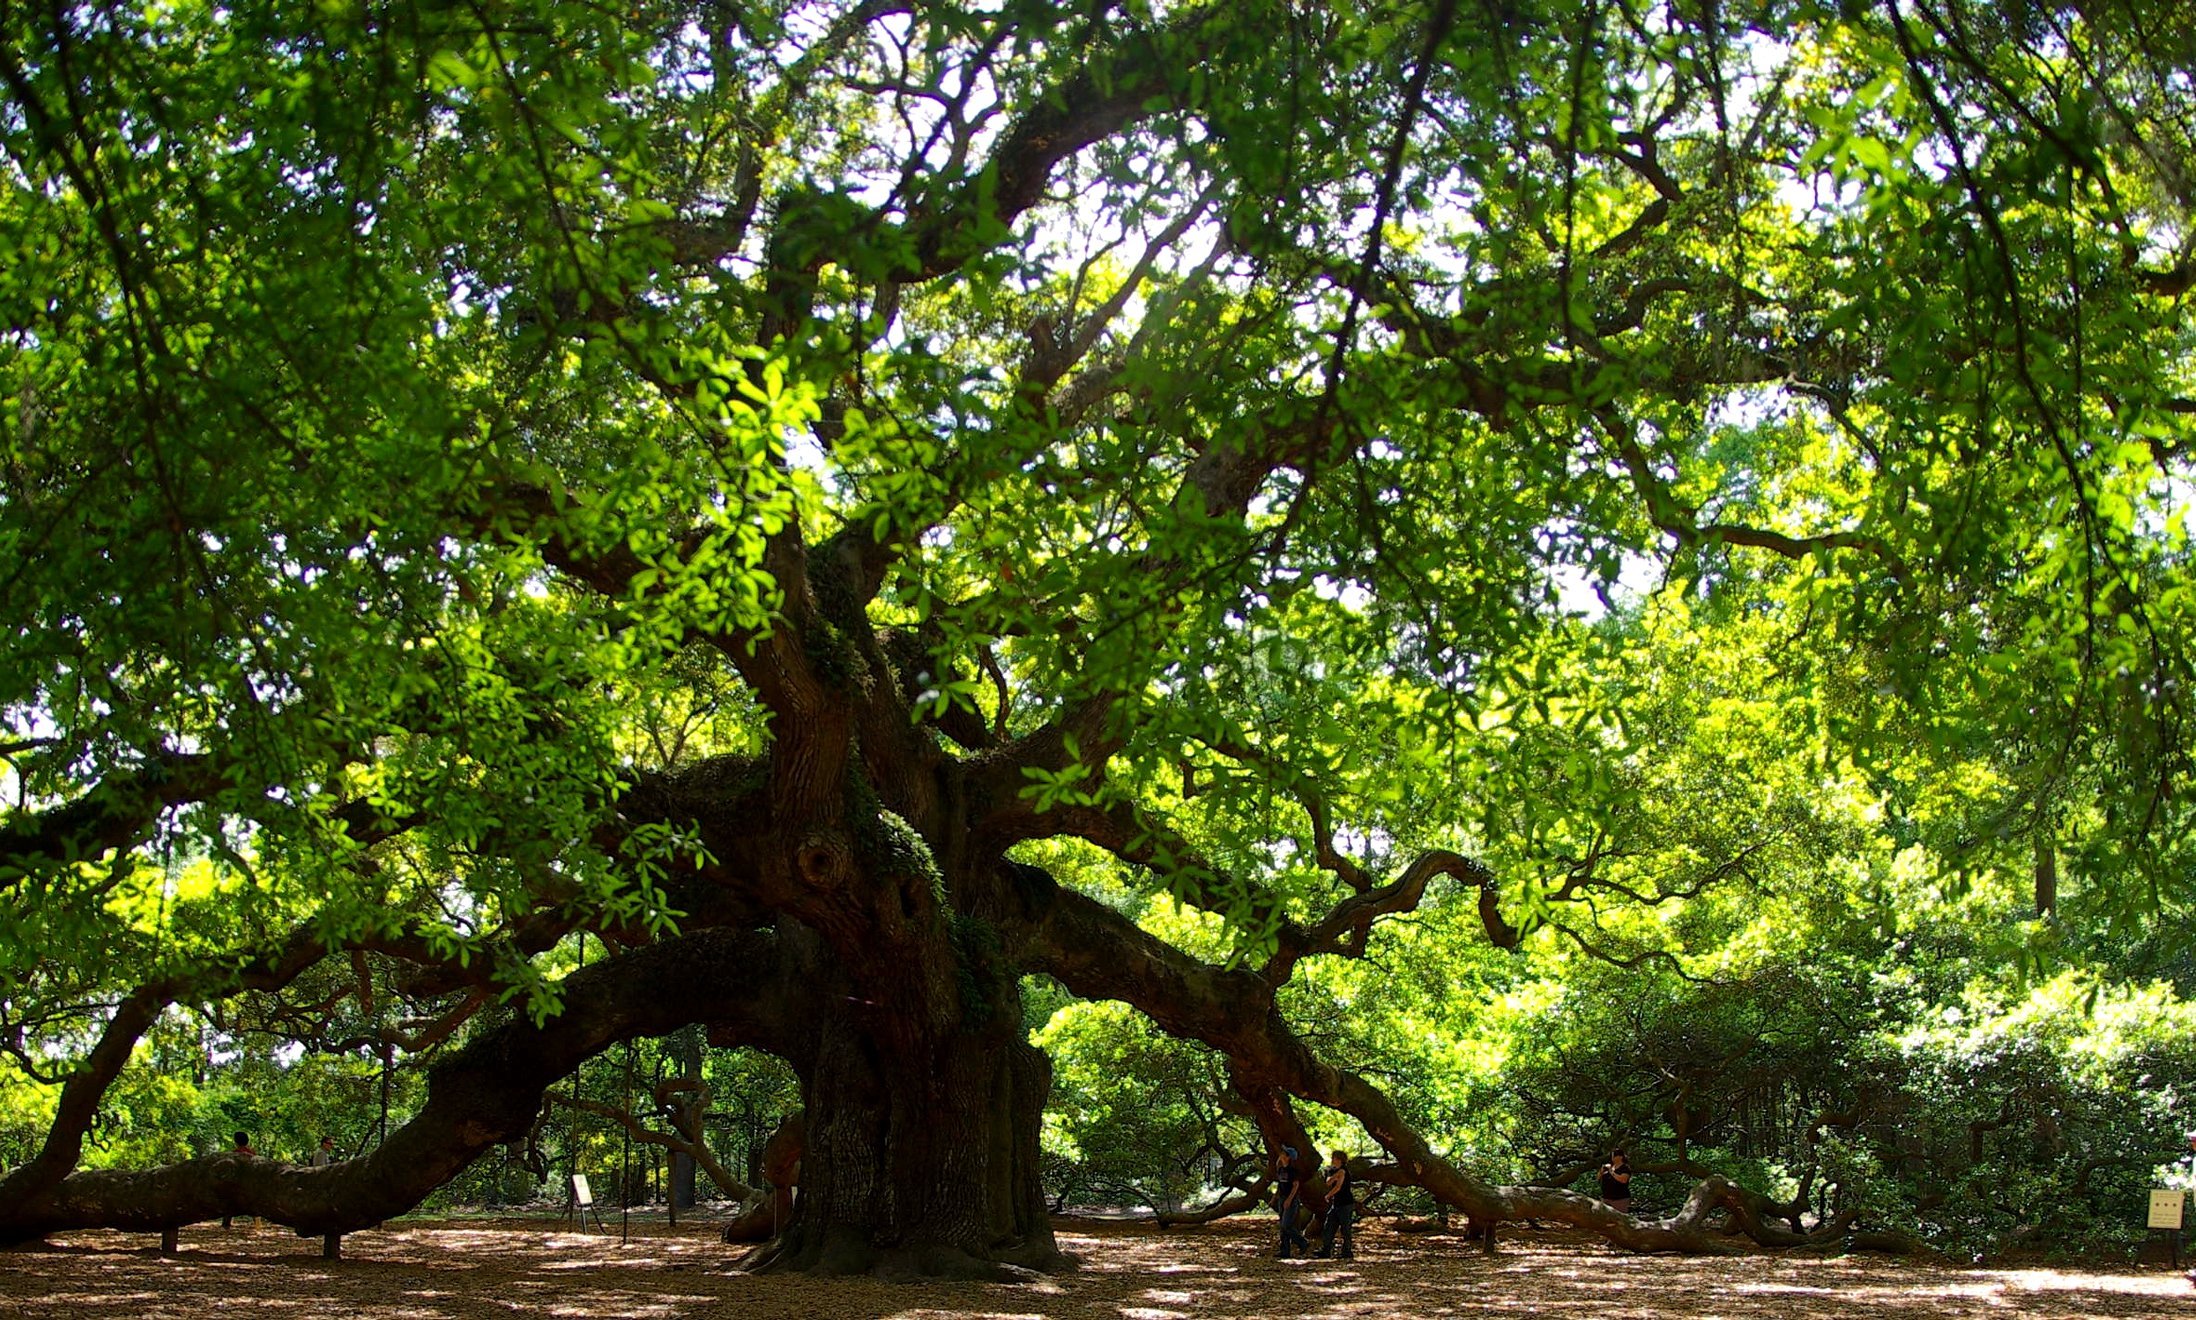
left=1, top=1213, right=2188, bottom=1318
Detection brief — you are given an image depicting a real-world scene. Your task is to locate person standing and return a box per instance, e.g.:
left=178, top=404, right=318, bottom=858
left=1315, top=1150, right=1356, bottom=1260
left=1598, top=1148, right=1633, bottom=1215
left=1273, top=1144, right=1312, bottom=1259
left=310, top=1136, right=337, bottom=1168
left=223, top=1131, right=258, bottom=1229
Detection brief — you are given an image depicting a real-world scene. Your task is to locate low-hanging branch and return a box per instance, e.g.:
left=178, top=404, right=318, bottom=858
left=0, top=927, right=806, bottom=1244
left=546, top=1081, right=754, bottom=1204
left=1024, top=880, right=1853, bottom=1253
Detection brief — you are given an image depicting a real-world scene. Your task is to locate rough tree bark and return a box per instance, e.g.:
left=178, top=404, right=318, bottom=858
left=0, top=2, right=1915, bottom=1273
left=743, top=1000, right=1065, bottom=1278
left=1020, top=884, right=1853, bottom=1255
left=0, top=930, right=805, bottom=1245
left=0, top=763, right=1852, bottom=1269
left=720, top=1111, right=802, bottom=1243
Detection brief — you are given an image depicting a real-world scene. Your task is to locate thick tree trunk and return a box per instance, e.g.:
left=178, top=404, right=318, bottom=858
left=672, top=1152, right=695, bottom=1210
left=745, top=1002, right=1069, bottom=1280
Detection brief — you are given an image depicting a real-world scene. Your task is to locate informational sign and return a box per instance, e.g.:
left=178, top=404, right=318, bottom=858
left=2149, top=1189, right=2186, bottom=1230
left=572, top=1174, right=595, bottom=1208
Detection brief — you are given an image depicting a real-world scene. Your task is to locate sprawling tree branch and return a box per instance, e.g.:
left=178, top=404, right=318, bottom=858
left=0, top=752, right=212, bottom=886
left=0, top=927, right=806, bottom=1243
left=1272, top=848, right=1514, bottom=977
left=545, top=1075, right=753, bottom=1204
left=0, top=922, right=330, bottom=1212
left=1021, top=883, right=1833, bottom=1253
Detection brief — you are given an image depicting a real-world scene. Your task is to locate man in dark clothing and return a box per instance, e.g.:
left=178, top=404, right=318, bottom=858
left=1273, top=1144, right=1313, bottom=1258
left=1598, top=1148, right=1633, bottom=1215
left=1315, top=1149, right=1356, bottom=1259
left=223, top=1131, right=257, bottom=1229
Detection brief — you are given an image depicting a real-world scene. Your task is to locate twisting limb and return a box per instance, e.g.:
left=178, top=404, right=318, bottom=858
left=1271, top=849, right=1515, bottom=978
left=294, top=988, right=493, bottom=1058
left=545, top=1083, right=753, bottom=1204
left=1022, top=884, right=1847, bottom=1254
left=1175, top=729, right=1373, bottom=894
left=0, top=752, right=213, bottom=887
left=0, top=923, right=332, bottom=1213
left=0, top=927, right=809, bottom=1244
left=1154, top=1148, right=1273, bottom=1227
left=1155, top=1183, right=1270, bottom=1227
left=1594, top=410, right=1912, bottom=580
left=1543, top=920, right=1725, bottom=985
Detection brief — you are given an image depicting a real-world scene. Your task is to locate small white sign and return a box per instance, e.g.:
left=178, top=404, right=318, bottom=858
left=572, top=1174, right=595, bottom=1208
left=2149, top=1189, right=2186, bottom=1230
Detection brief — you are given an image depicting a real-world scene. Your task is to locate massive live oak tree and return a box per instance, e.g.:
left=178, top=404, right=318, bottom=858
left=2, top=0, right=2194, bottom=1279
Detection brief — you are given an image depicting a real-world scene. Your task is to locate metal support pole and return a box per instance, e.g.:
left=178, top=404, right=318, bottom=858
left=621, top=1038, right=635, bottom=1245
left=565, top=933, right=586, bottom=1228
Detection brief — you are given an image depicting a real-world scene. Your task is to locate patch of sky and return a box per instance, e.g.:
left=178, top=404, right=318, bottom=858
left=1311, top=574, right=1374, bottom=612
left=1549, top=549, right=1662, bottom=619
left=784, top=425, right=831, bottom=479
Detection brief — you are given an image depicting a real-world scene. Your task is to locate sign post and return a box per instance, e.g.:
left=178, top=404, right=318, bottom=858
left=2149, top=1189, right=2185, bottom=1268
left=572, top=1173, right=605, bottom=1233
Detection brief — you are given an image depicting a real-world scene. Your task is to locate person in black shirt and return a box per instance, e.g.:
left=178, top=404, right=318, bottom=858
left=1597, top=1148, right=1632, bottom=1214
left=1273, top=1144, right=1313, bottom=1258
left=1315, top=1149, right=1356, bottom=1259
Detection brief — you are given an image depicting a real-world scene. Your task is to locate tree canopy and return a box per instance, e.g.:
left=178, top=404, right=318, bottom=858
left=2, top=0, right=2194, bottom=1277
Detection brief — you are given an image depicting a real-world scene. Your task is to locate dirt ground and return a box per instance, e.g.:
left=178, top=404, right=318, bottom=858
left=0, top=1214, right=2189, bottom=1319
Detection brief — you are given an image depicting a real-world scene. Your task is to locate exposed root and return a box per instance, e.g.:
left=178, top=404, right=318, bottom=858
left=1841, top=1229, right=1956, bottom=1262
left=994, top=1235, right=1080, bottom=1275
left=717, top=1196, right=777, bottom=1244
left=874, top=1245, right=1044, bottom=1282
left=1155, top=1189, right=1264, bottom=1228
left=736, top=1226, right=1077, bottom=1280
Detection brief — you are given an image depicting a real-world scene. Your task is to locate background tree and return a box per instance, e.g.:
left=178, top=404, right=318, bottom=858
left=2, top=0, right=2193, bottom=1278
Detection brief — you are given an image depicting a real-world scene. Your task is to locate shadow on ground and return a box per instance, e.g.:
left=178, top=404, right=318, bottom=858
left=1, top=1214, right=2188, bottom=1319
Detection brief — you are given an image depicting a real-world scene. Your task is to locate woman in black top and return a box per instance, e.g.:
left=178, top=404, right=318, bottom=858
left=1316, top=1150, right=1356, bottom=1259
left=1273, top=1145, right=1313, bottom=1258
left=1598, top=1148, right=1632, bottom=1214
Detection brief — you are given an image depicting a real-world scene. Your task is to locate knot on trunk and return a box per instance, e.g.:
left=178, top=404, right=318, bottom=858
left=796, top=831, right=855, bottom=889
